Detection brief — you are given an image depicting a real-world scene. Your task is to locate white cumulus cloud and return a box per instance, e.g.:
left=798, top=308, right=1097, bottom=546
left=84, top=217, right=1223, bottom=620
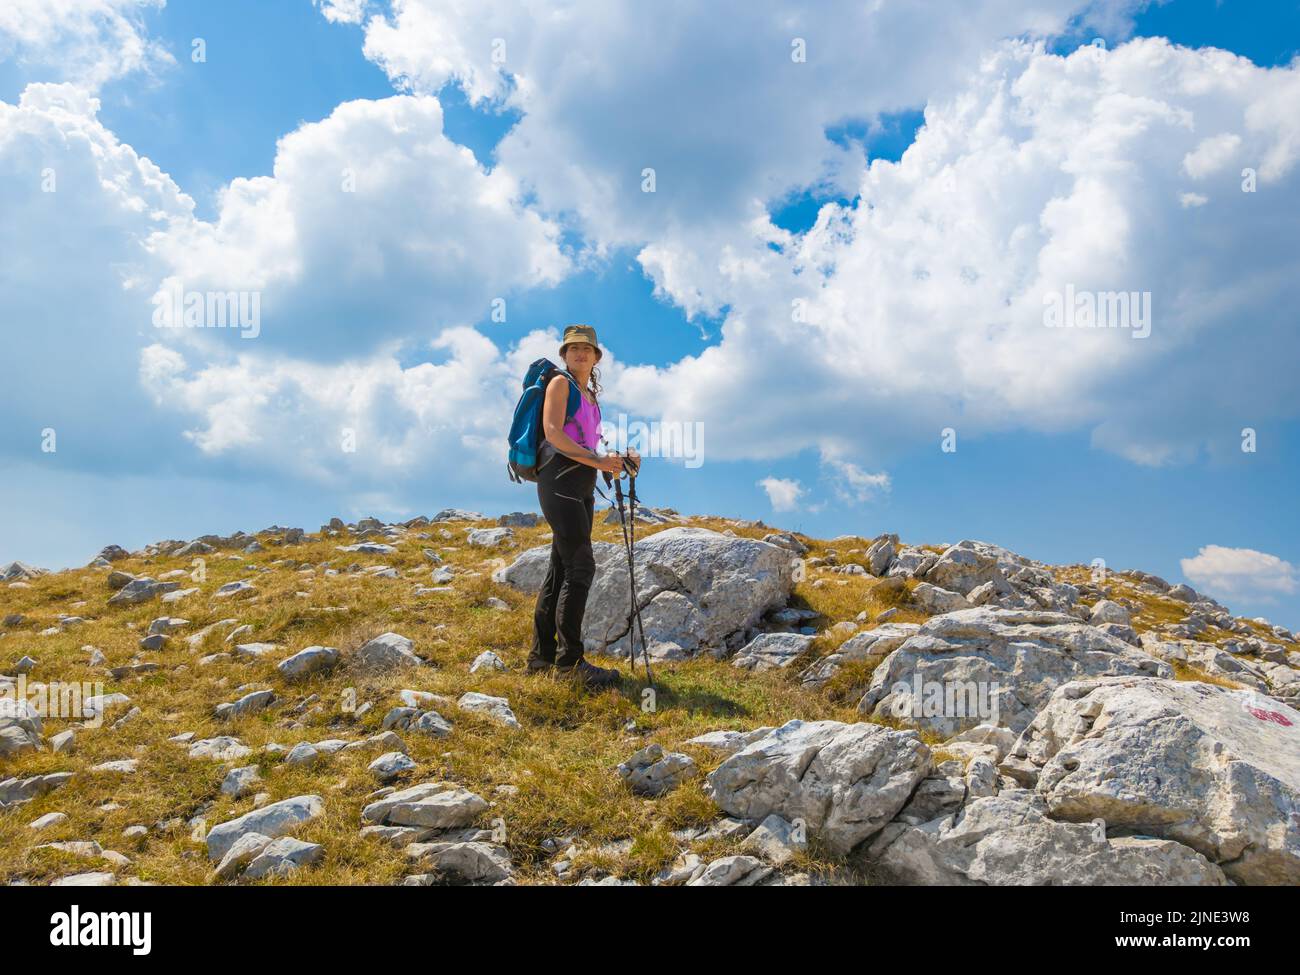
left=758, top=477, right=806, bottom=512
left=0, top=0, right=172, bottom=89
left=1181, top=544, right=1298, bottom=602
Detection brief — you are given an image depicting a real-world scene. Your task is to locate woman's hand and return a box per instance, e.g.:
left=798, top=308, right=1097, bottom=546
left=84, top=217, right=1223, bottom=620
left=624, top=447, right=641, bottom=476
left=595, top=453, right=627, bottom=475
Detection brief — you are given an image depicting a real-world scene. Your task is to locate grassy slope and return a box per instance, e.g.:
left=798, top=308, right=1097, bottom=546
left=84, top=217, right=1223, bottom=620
left=0, top=519, right=1286, bottom=884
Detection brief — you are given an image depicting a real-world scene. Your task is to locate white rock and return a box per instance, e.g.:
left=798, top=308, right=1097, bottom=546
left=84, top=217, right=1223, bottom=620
left=243, top=837, right=324, bottom=879
left=188, top=736, right=253, bottom=761
left=1089, top=599, right=1131, bottom=625
left=858, top=607, right=1171, bottom=736
left=0, top=697, right=43, bottom=756
left=354, top=632, right=423, bottom=671
left=469, top=650, right=506, bottom=673
left=407, top=840, right=513, bottom=883
left=205, top=794, right=325, bottom=861
left=800, top=623, right=920, bottom=688
left=911, top=582, right=973, bottom=614
left=369, top=751, right=416, bottom=783
left=867, top=788, right=1227, bottom=886
left=731, top=632, right=814, bottom=672
left=706, top=719, right=931, bottom=855
left=277, top=645, right=340, bottom=681
left=457, top=692, right=519, bottom=729
left=221, top=766, right=262, bottom=798
left=495, top=528, right=794, bottom=659
left=616, top=743, right=696, bottom=796
left=682, top=727, right=776, bottom=755
left=686, top=855, right=772, bottom=886
left=384, top=787, right=489, bottom=829
left=742, top=813, right=807, bottom=865
left=1006, top=676, right=1300, bottom=885
left=214, top=831, right=274, bottom=880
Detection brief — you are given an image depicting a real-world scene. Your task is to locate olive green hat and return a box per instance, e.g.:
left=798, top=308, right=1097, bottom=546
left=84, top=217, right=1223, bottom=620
left=559, top=324, right=603, bottom=361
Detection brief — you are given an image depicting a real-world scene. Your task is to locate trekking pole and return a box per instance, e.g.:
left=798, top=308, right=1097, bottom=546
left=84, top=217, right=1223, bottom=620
left=624, top=466, right=655, bottom=689
left=606, top=464, right=655, bottom=689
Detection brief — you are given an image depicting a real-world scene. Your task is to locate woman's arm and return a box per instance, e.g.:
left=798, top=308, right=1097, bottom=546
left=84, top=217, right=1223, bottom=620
left=542, top=375, right=610, bottom=471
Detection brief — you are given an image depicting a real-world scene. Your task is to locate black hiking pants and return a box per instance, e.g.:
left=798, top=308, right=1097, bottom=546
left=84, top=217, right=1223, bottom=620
left=530, top=453, right=598, bottom=668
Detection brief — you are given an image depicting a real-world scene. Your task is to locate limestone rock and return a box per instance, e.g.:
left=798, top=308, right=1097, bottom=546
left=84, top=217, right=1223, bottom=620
left=868, top=789, right=1228, bottom=886
left=1007, top=676, right=1300, bottom=885
left=616, top=743, right=696, bottom=796
left=354, top=632, right=423, bottom=671
left=457, top=692, right=519, bottom=729
left=706, top=719, right=931, bottom=855
left=858, top=608, right=1171, bottom=736
left=731, top=632, right=814, bottom=672
left=205, top=794, right=325, bottom=861
left=277, top=645, right=340, bottom=681
left=495, top=528, right=794, bottom=659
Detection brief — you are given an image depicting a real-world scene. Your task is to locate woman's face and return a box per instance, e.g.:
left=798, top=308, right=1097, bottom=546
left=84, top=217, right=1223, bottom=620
left=564, top=343, right=597, bottom=371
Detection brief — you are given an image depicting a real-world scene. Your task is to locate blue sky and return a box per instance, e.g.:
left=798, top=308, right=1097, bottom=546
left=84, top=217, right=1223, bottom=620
left=1, top=0, right=1298, bottom=629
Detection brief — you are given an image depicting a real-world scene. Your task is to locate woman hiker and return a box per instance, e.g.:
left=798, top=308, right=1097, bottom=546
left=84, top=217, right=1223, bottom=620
left=527, top=324, right=639, bottom=689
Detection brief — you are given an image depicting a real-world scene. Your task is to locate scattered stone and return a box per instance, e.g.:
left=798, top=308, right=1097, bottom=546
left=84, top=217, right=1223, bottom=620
left=1, top=697, right=44, bottom=756
left=616, top=743, right=696, bottom=796
left=457, top=692, right=519, bottom=729
left=277, top=645, right=340, bottom=681
left=205, top=794, right=325, bottom=861
left=221, top=766, right=262, bottom=799
left=406, top=841, right=513, bottom=883
left=743, top=813, right=807, bottom=865
left=213, top=579, right=256, bottom=599
left=188, top=736, right=253, bottom=761
left=467, top=527, right=514, bottom=547
left=369, top=751, right=417, bottom=783
left=214, top=832, right=273, bottom=881
left=686, top=855, right=773, bottom=887
left=731, top=632, right=814, bottom=672
left=215, top=689, right=275, bottom=721
left=354, top=632, right=424, bottom=671
left=469, top=650, right=506, bottom=673
left=28, top=811, right=68, bottom=830
left=243, top=837, right=324, bottom=879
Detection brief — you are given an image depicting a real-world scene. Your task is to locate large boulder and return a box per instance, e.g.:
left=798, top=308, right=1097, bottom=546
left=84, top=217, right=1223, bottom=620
left=867, top=789, right=1227, bottom=886
left=1003, top=676, right=1300, bottom=885
left=857, top=608, right=1171, bottom=737
left=495, top=527, right=795, bottom=658
left=705, top=719, right=931, bottom=855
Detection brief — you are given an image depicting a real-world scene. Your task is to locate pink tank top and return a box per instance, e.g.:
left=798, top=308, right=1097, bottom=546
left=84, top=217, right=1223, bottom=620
left=564, top=392, right=602, bottom=451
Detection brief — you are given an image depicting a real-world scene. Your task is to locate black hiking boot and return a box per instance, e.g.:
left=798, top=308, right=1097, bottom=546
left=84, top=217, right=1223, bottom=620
left=525, top=658, right=555, bottom=674
left=556, top=659, right=621, bottom=689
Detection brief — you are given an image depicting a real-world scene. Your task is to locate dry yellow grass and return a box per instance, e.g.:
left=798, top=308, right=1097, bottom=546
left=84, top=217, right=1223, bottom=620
left=0, top=516, right=879, bottom=886
left=6, top=522, right=1288, bottom=886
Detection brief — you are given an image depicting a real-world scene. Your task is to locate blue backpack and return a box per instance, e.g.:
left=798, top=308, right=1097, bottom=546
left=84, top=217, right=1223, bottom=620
left=507, top=358, right=582, bottom=483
